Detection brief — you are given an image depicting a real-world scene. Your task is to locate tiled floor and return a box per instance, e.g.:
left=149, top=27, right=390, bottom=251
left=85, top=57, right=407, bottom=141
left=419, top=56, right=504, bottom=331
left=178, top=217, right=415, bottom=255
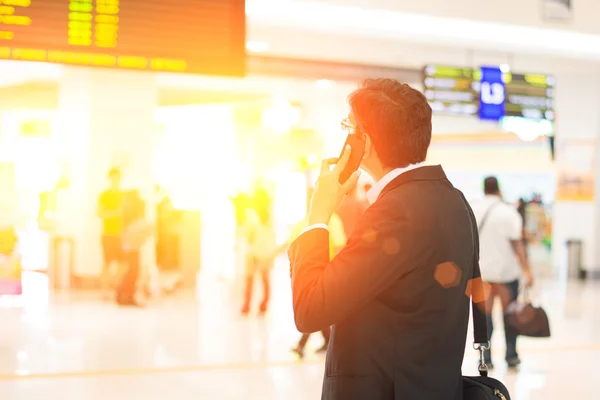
left=0, top=256, right=599, bottom=399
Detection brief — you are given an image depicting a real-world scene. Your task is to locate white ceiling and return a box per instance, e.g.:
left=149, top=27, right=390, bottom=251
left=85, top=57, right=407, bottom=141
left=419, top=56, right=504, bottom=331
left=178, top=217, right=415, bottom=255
left=260, top=0, right=598, bottom=35
left=247, top=0, right=600, bottom=62
left=247, top=25, right=600, bottom=75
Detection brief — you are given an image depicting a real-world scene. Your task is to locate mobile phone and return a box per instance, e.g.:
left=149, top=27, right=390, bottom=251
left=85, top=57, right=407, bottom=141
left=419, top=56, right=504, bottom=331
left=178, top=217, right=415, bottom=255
left=338, top=133, right=366, bottom=184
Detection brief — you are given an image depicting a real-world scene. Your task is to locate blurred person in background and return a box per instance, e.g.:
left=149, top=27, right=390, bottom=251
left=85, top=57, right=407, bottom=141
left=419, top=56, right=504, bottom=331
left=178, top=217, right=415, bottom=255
left=289, top=79, right=477, bottom=399
left=117, top=190, right=153, bottom=307
left=0, top=217, right=21, bottom=295
left=290, top=211, right=347, bottom=359
left=517, top=198, right=528, bottom=257
left=471, top=177, right=534, bottom=369
left=231, top=192, right=252, bottom=292
left=97, top=167, right=126, bottom=300
left=240, top=186, right=276, bottom=316
left=526, top=194, right=548, bottom=245
left=232, top=192, right=251, bottom=232
left=541, top=217, right=552, bottom=250
left=155, top=185, right=182, bottom=294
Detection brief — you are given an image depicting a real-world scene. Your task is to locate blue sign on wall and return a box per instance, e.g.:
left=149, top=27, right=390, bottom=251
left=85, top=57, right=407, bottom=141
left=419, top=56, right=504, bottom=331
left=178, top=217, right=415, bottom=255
left=479, top=66, right=506, bottom=121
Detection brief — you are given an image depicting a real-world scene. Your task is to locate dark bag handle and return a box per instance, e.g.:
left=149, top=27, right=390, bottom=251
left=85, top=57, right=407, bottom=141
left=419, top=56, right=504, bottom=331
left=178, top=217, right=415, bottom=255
left=459, top=192, right=491, bottom=377
left=517, top=286, right=531, bottom=303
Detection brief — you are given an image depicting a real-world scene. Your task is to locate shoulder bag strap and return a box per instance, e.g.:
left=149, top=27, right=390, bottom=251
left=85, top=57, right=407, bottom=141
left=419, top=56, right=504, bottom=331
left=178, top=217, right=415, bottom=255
left=477, top=201, right=501, bottom=233
left=459, top=192, right=491, bottom=376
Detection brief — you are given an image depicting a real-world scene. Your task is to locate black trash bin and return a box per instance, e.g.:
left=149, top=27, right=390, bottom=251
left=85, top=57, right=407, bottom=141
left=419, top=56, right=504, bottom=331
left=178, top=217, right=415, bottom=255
left=566, top=239, right=586, bottom=280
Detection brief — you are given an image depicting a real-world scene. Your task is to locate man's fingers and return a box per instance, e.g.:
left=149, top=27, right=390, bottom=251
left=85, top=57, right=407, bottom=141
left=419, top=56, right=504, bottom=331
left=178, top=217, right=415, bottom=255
left=320, top=145, right=351, bottom=175
left=341, top=170, right=361, bottom=194
left=320, top=158, right=339, bottom=174
left=333, top=145, right=352, bottom=175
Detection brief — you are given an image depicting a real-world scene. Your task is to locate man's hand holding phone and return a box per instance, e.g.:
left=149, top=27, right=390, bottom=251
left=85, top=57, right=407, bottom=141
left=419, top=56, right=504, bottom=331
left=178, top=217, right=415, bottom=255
left=308, top=146, right=361, bottom=226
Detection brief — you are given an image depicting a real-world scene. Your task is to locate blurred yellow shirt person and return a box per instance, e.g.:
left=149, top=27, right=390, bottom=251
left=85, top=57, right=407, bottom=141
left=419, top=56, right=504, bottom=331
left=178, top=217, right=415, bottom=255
left=97, top=168, right=125, bottom=299
left=0, top=225, right=21, bottom=295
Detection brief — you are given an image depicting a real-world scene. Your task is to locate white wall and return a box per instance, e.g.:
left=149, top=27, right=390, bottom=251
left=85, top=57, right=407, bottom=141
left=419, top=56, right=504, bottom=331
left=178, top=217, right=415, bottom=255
left=552, top=69, right=600, bottom=272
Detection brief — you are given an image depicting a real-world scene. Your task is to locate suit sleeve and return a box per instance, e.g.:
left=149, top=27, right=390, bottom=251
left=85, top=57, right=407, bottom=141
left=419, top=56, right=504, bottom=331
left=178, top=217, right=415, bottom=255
left=329, top=213, right=347, bottom=251
left=288, top=201, right=419, bottom=333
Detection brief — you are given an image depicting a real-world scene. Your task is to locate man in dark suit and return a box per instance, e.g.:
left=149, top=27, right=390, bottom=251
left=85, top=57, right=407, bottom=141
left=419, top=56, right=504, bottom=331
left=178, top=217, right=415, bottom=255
left=289, top=79, right=476, bottom=399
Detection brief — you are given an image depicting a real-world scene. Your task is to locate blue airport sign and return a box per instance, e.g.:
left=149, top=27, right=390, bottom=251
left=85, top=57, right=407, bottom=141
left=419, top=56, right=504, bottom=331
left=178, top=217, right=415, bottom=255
left=478, top=66, right=506, bottom=121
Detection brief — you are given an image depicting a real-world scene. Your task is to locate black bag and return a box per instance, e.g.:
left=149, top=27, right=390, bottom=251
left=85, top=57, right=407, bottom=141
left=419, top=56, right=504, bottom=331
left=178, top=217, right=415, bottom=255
left=506, top=290, right=551, bottom=338
left=463, top=375, right=511, bottom=400
left=461, top=196, right=512, bottom=400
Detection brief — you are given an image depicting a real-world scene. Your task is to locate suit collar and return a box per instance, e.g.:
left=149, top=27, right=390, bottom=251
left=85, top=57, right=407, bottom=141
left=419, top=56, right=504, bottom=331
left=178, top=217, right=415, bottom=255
left=366, top=163, right=425, bottom=205
left=376, top=165, right=448, bottom=202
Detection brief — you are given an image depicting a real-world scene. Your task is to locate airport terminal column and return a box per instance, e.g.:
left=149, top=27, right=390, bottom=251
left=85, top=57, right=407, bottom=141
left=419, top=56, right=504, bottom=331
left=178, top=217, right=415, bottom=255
left=55, top=67, right=159, bottom=285
left=552, top=69, right=600, bottom=278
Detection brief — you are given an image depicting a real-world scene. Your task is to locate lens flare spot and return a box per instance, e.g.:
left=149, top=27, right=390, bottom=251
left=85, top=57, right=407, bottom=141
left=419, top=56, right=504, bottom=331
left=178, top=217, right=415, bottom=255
left=434, top=262, right=462, bottom=289
left=382, top=237, right=400, bottom=255
left=465, top=277, right=492, bottom=304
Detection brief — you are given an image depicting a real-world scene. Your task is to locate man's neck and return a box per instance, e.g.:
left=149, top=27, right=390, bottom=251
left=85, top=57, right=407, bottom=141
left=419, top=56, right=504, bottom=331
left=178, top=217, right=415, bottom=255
left=371, top=167, right=396, bottom=182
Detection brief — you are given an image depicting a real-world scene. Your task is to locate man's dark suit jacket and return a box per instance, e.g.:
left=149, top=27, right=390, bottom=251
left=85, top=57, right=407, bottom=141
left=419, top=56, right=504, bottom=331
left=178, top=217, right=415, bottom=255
left=289, top=166, right=475, bottom=400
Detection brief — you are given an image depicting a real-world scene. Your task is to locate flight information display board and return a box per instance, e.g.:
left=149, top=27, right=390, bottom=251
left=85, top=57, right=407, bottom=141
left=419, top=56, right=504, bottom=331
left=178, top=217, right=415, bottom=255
left=423, top=65, right=556, bottom=122
left=422, top=65, right=478, bottom=116
left=0, top=0, right=246, bottom=76
left=505, top=73, right=556, bottom=121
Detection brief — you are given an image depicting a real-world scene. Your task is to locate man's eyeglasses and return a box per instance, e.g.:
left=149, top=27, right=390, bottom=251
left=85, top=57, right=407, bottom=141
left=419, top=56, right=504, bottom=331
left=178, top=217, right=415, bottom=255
left=341, top=118, right=366, bottom=137
left=341, top=118, right=357, bottom=134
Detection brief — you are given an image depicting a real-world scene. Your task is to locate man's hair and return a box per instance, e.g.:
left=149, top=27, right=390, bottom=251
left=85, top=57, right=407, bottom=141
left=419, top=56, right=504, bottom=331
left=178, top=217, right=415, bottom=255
left=108, top=167, right=121, bottom=179
left=348, top=79, right=432, bottom=168
left=484, top=176, right=500, bottom=195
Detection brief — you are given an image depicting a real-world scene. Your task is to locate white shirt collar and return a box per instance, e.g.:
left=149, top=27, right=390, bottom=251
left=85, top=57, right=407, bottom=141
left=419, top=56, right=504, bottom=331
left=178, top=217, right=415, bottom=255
left=366, top=163, right=425, bottom=205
